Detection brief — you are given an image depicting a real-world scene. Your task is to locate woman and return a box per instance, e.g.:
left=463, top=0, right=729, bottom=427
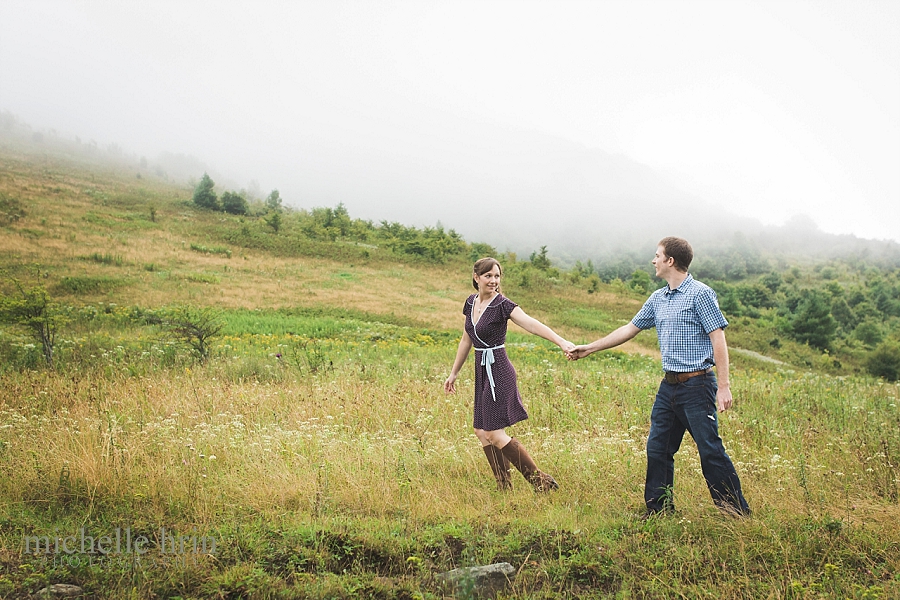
left=444, top=257, right=574, bottom=491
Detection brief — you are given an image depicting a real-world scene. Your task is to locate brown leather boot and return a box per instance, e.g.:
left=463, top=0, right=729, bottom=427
left=501, top=438, right=558, bottom=492
left=482, top=444, right=512, bottom=490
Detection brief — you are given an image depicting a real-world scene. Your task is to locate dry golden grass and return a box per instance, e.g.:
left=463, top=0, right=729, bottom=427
left=1, top=148, right=650, bottom=346
left=4, top=145, right=896, bottom=599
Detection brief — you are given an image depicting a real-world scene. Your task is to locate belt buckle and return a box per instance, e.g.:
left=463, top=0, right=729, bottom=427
left=664, top=372, right=679, bottom=385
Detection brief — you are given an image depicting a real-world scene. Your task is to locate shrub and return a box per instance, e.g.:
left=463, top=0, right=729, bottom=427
left=0, top=194, right=26, bottom=226
left=221, top=191, right=249, bottom=215
left=866, top=341, right=900, bottom=381
left=734, top=282, right=775, bottom=309
left=163, top=305, right=225, bottom=362
left=628, top=269, right=655, bottom=295
left=265, top=211, right=282, bottom=233
left=853, top=319, right=884, bottom=348
left=0, top=278, right=68, bottom=367
left=469, top=242, right=497, bottom=262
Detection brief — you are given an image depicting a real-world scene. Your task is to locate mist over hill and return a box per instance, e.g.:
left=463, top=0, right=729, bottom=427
left=3, top=110, right=898, bottom=271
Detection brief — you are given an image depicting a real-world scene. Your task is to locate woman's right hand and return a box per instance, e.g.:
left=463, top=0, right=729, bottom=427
left=444, top=374, right=457, bottom=394
left=559, top=339, right=576, bottom=354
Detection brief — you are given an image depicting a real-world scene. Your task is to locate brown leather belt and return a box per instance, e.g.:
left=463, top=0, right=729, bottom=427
left=664, top=369, right=712, bottom=385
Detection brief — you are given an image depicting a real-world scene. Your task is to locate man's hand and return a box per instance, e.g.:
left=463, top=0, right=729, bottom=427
left=568, top=324, right=640, bottom=361
left=716, top=385, right=733, bottom=412
left=566, top=345, right=593, bottom=360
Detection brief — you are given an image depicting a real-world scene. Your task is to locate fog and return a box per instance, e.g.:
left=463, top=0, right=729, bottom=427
left=2, top=1, right=899, bottom=256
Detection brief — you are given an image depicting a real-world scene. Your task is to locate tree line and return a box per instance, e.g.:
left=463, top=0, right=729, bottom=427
left=187, top=176, right=900, bottom=381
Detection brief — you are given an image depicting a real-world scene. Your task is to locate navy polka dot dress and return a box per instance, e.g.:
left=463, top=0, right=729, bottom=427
left=463, top=293, right=529, bottom=431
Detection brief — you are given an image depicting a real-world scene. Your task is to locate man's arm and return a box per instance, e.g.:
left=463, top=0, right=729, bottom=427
left=568, top=323, right=641, bottom=360
left=709, top=327, right=733, bottom=412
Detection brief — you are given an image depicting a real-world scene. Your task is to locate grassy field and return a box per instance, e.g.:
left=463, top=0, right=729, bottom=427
left=0, top=144, right=898, bottom=598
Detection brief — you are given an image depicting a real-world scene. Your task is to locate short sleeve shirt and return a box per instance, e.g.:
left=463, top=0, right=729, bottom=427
left=631, top=274, right=728, bottom=372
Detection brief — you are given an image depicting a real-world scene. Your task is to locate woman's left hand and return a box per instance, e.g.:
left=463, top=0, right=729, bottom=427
left=444, top=374, right=457, bottom=394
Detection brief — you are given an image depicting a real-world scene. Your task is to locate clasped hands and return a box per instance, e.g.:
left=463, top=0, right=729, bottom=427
left=559, top=341, right=590, bottom=361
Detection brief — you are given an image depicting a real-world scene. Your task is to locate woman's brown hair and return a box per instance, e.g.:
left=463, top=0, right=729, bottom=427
left=472, top=257, right=502, bottom=292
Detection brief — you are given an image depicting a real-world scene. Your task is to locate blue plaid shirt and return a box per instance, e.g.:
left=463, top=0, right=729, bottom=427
left=631, top=274, right=728, bottom=373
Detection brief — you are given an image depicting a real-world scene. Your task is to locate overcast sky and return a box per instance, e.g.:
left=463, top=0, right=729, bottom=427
left=2, top=0, right=899, bottom=244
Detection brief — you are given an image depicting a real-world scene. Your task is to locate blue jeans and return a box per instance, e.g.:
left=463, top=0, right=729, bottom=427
left=645, top=372, right=750, bottom=514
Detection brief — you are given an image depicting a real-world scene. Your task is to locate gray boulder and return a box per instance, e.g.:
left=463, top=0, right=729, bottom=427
left=35, top=584, right=84, bottom=597
left=436, top=562, right=516, bottom=598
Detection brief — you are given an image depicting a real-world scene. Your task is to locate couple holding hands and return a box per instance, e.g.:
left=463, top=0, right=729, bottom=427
left=443, top=237, right=750, bottom=518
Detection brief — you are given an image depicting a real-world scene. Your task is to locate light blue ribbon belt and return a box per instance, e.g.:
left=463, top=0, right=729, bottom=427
left=476, top=344, right=505, bottom=401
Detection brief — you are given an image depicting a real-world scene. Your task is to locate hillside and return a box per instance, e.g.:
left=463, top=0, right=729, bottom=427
left=1, top=143, right=898, bottom=599
left=4, top=135, right=899, bottom=381
left=0, top=141, right=661, bottom=359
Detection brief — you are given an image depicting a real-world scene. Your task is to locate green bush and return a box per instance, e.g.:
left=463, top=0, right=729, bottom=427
left=162, top=305, right=225, bottom=363
left=866, top=341, right=900, bottom=381
left=853, top=319, right=884, bottom=348
left=0, top=194, right=26, bottom=226
left=221, top=191, right=249, bottom=215
left=628, top=269, right=655, bottom=295
left=0, top=278, right=68, bottom=367
left=265, top=211, right=282, bottom=233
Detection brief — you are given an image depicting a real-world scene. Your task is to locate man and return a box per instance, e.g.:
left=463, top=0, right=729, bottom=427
left=568, top=237, right=750, bottom=517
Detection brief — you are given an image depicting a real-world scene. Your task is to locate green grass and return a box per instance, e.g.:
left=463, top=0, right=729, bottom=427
left=184, top=272, right=220, bottom=284
left=80, top=252, right=125, bottom=266
left=189, top=242, right=232, bottom=258
left=53, top=275, right=127, bottom=295
left=0, top=315, right=897, bottom=597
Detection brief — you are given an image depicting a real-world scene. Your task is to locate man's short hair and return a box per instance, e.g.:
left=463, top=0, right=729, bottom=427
left=658, top=237, right=693, bottom=272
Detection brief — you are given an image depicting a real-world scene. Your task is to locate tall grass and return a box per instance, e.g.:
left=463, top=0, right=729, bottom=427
left=1, top=144, right=898, bottom=598
left=0, top=310, right=897, bottom=597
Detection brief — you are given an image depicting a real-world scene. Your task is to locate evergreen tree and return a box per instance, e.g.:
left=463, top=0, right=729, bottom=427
left=530, top=246, right=552, bottom=270
left=192, top=173, right=219, bottom=210
left=266, top=189, right=282, bottom=212
left=790, top=289, right=838, bottom=349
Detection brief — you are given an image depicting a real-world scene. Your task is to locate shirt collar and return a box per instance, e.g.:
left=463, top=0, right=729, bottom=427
left=664, top=273, right=693, bottom=296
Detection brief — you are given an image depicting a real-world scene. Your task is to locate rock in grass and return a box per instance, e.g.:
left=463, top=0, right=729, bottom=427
left=35, top=584, right=84, bottom=597
left=436, top=562, right=515, bottom=597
